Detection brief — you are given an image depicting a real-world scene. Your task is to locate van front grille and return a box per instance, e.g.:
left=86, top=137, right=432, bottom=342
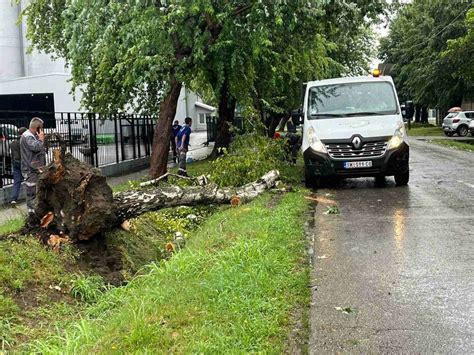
left=325, top=140, right=387, bottom=159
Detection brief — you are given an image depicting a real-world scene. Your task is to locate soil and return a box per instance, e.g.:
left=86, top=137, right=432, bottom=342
left=74, top=234, right=125, bottom=286
left=33, top=151, right=116, bottom=242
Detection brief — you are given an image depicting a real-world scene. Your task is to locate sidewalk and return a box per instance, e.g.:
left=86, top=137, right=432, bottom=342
left=0, top=130, right=214, bottom=226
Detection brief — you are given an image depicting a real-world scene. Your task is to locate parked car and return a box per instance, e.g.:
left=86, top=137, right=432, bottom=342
left=0, top=124, right=20, bottom=183
left=442, top=111, right=474, bottom=137
left=469, top=119, right=474, bottom=137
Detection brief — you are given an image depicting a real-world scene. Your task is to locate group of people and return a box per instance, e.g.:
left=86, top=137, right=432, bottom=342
left=9, top=117, right=46, bottom=217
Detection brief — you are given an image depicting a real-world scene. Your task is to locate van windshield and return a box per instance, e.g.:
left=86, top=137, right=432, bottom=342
left=308, top=82, right=398, bottom=119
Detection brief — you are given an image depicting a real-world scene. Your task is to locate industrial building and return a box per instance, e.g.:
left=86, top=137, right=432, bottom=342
left=0, top=0, right=214, bottom=130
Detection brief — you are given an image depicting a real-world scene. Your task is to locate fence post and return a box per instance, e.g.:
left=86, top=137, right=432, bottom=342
left=137, top=116, right=142, bottom=158
left=119, top=115, right=125, bottom=161
left=131, top=114, right=137, bottom=160
left=66, top=112, right=73, bottom=153
left=114, top=114, right=119, bottom=164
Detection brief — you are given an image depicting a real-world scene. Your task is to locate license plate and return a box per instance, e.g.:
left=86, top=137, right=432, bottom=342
left=344, top=161, right=372, bottom=169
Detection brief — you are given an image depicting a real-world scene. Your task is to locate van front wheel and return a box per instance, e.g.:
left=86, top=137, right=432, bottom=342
left=395, top=170, right=409, bottom=186
left=304, top=168, right=320, bottom=189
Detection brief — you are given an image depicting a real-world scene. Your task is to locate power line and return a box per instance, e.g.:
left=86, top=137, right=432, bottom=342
left=395, top=2, right=472, bottom=53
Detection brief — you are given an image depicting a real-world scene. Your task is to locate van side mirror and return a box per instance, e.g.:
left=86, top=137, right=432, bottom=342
left=291, top=109, right=304, bottom=125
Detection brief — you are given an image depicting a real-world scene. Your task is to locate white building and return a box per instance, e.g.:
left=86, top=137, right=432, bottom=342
left=0, top=0, right=214, bottom=130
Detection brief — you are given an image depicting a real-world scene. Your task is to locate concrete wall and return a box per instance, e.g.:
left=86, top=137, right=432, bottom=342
left=0, top=73, right=82, bottom=112
left=0, top=1, right=68, bottom=80
left=18, top=0, right=68, bottom=77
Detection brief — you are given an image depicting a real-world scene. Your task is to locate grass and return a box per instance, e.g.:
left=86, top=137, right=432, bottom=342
left=0, top=217, right=24, bottom=235
left=430, top=139, right=474, bottom=152
left=0, top=237, right=79, bottom=349
left=0, top=203, right=220, bottom=351
left=28, top=191, right=310, bottom=354
left=406, top=124, right=443, bottom=136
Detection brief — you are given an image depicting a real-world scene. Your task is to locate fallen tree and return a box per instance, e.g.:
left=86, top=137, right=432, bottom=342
left=31, top=150, right=280, bottom=242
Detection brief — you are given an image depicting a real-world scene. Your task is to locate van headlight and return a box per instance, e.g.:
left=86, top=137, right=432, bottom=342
left=387, top=124, right=406, bottom=150
left=307, top=126, right=327, bottom=153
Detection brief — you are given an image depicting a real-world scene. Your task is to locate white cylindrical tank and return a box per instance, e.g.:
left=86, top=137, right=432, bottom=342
left=20, top=0, right=67, bottom=76
left=0, top=0, right=23, bottom=79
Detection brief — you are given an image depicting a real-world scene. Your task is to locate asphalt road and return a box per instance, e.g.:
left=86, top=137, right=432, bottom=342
left=309, top=138, right=474, bottom=353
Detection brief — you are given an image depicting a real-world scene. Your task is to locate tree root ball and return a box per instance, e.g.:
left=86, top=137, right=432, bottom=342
left=35, top=151, right=116, bottom=241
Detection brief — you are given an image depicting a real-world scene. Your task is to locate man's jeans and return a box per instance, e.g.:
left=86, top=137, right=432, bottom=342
left=11, top=162, right=23, bottom=201
left=23, top=171, right=38, bottom=214
left=178, top=148, right=188, bottom=175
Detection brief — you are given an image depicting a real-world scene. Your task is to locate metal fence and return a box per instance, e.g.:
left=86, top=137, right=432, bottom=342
left=0, top=111, right=156, bottom=187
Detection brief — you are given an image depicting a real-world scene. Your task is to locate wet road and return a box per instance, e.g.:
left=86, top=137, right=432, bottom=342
left=309, top=138, right=474, bottom=353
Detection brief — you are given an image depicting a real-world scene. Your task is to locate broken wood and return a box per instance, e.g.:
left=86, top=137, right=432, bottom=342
left=29, top=150, right=280, bottom=242
left=139, top=172, right=210, bottom=187
left=114, top=170, right=280, bottom=222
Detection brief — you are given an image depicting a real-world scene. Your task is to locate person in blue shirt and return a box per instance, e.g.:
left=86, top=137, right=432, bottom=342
left=170, top=120, right=181, bottom=163
left=176, top=117, right=192, bottom=176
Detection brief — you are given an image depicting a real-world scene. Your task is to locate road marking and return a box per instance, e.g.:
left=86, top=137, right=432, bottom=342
left=464, top=182, right=474, bottom=189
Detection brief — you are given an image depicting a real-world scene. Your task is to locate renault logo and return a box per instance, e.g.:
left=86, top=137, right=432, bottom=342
left=352, top=136, right=362, bottom=149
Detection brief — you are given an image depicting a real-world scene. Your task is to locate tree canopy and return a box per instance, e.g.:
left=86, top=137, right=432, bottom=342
left=24, top=0, right=389, bottom=175
left=379, top=0, right=474, bottom=109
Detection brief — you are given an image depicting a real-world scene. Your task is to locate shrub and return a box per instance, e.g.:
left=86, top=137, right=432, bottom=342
left=209, top=133, right=288, bottom=187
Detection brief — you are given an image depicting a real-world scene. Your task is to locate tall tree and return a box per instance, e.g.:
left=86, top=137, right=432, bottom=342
left=379, top=0, right=473, bottom=113
left=443, top=7, right=474, bottom=85
left=25, top=0, right=391, bottom=174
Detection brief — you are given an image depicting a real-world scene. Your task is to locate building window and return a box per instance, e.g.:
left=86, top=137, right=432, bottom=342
left=199, top=113, right=205, bottom=124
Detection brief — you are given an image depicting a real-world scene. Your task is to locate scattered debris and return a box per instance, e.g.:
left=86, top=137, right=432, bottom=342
left=165, top=242, right=176, bottom=252
left=48, top=284, right=62, bottom=292
left=230, top=196, right=241, bottom=206
left=173, top=232, right=186, bottom=250
left=40, top=212, right=55, bottom=228
left=335, top=306, right=354, bottom=314
left=47, top=234, right=71, bottom=252
left=305, top=195, right=337, bottom=205
left=317, top=255, right=328, bottom=259
left=324, top=206, right=340, bottom=214
left=120, top=220, right=132, bottom=231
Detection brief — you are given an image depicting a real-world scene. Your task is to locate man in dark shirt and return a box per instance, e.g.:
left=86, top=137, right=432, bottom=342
left=176, top=117, right=192, bottom=176
left=20, top=117, right=46, bottom=215
left=170, top=120, right=181, bottom=163
left=9, top=127, right=27, bottom=205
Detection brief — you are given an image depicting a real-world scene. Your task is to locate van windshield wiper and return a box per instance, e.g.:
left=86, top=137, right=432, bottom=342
left=343, top=111, right=393, bottom=117
left=309, top=113, right=344, bottom=119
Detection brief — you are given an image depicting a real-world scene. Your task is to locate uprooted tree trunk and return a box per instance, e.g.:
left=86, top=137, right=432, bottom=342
left=30, top=150, right=279, bottom=242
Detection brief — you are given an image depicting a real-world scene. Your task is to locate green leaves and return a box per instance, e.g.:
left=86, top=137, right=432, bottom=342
left=379, top=0, right=474, bottom=108
left=24, top=0, right=390, bottom=117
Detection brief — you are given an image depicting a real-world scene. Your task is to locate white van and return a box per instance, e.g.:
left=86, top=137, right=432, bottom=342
left=299, top=73, right=409, bottom=188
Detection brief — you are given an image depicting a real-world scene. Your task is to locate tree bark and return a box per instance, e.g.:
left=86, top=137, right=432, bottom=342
left=114, top=170, right=280, bottom=222
left=414, top=105, right=421, bottom=123
left=149, top=76, right=183, bottom=178
left=420, top=107, right=428, bottom=123
left=212, top=76, right=236, bottom=157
